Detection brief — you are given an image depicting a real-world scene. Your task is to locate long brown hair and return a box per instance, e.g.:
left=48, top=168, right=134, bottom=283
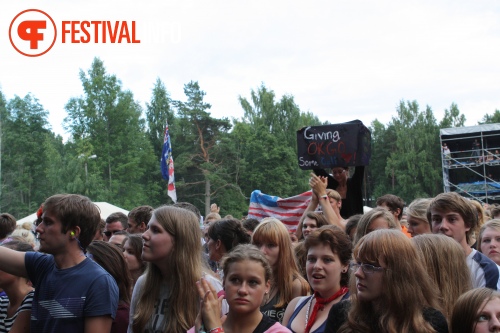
left=252, top=218, right=310, bottom=308
left=339, top=229, right=440, bottom=333
left=451, top=288, right=500, bottom=333
left=412, top=234, right=471, bottom=320
left=131, top=206, right=203, bottom=333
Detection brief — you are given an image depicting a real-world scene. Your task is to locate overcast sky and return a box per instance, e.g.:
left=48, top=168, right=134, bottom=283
left=1, top=0, right=499, bottom=139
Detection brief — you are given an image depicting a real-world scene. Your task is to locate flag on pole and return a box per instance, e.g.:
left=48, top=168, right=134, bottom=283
left=160, top=120, right=177, bottom=203
left=247, top=190, right=312, bottom=232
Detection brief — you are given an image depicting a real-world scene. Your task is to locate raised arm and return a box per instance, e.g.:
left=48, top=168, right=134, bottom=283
left=309, top=173, right=346, bottom=230
left=0, top=247, right=27, bottom=278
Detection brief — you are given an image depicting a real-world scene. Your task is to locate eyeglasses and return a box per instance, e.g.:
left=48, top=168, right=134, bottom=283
left=350, top=262, right=387, bottom=274
left=332, top=170, right=345, bottom=175
left=103, top=230, right=121, bottom=238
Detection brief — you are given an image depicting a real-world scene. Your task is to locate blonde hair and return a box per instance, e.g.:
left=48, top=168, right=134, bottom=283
left=412, top=234, right=471, bottom=320
left=407, top=198, right=431, bottom=225
left=11, top=224, right=36, bottom=247
left=131, top=206, right=204, bottom=333
left=252, top=218, right=310, bottom=308
left=477, top=219, right=500, bottom=251
left=340, top=230, right=440, bottom=333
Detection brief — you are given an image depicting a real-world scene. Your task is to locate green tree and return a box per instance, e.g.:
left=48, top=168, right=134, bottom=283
left=480, top=109, right=500, bottom=124
left=385, top=101, right=441, bottom=203
left=440, top=103, right=466, bottom=128
left=1, top=94, right=62, bottom=217
left=173, top=81, right=235, bottom=215
left=64, top=58, right=157, bottom=207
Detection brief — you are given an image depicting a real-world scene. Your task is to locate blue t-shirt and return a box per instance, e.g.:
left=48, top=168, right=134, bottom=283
left=25, top=252, right=118, bottom=333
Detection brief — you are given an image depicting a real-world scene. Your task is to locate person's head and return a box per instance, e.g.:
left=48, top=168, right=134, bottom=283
left=304, top=226, right=352, bottom=295
left=353, top=208, right=398, bottom=245
left=406, top=198, right=432, bottom=237
left=252, top=218, right=290, bottom=268
left=478, top=219, right=500, bottom=265
left=0, top=213, right=16, bottom=240
left=242, top=218, right=260, bottom=236
left=11, top=225, right=36, bottom=248
left=206, top=218, right=250, bottom=262
left=38, top=194, right=101, bottom=252
left=127, top=205, right=153, bottom=234
left=412, top=234, right=472, bottom=318
left=221, top=244, right=272, bottom=315
left=172, top=202, right=201, bottom=222
left=428, top=192, right=477, bottom=246
left=302, top=212, right=329, bottom=239
left=87, top=240, right=132, bottom=304
left=376, top=194, right=405, bottom=221
left=451, top=288, right=500, bottom=333
left=134, top=205, right=203, bottom=333
left=142, top=205, right=201, bottom=272
left=491, top=206, right=500, bottom=220
left=104, top=212, right=128, bottom=241
left=252, top=218, right=309, bottom=307
left=204, top=212, right=221, bottom=226
left=331, top=167, right=348, bottom=183
left=350, top=230, right=438, bottom=316
left=345, top=214, right=362, bottom=241
left=122, top=234, right=146, bottom=278
left=108, top=230, right=129, bottom=250
left=326, top=189, right=342, bottom=214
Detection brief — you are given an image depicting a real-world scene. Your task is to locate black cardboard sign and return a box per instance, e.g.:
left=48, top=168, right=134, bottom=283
left=296, top=120, right=371, bottom=170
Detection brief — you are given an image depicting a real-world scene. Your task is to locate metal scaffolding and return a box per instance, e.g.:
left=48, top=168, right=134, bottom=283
left=440, top=124, right=500, bottom=204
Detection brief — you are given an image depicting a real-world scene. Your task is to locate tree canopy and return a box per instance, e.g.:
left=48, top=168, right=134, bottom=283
left=1, top=57, right=495, bottom=219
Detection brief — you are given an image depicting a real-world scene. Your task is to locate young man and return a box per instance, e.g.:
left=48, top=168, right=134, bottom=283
left=103, top=212, right=128, bottom=241
left=0, top=194, right=118, bottom=332
left=126, top=205, right=153, bottom=234
left=376, top=194, right=409, bottom=236
left=428, top=192, right=500, bottom=289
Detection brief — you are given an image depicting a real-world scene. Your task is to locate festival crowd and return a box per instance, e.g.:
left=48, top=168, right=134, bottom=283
left=1, top=166, right=500, bottom=333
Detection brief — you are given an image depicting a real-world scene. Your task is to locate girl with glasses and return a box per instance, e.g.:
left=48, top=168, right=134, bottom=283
left=325, top=229, right=448, bottom=333
left=282, top=226, right=351, bottom=333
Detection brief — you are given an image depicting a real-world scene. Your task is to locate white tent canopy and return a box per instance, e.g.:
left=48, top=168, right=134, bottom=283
left=16, top=202, right=129, bottom=225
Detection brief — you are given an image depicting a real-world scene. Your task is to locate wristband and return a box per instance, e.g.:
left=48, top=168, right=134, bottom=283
left=320, top=194, right=328, bottom=200
left=208, top=328, right=224, bottom=333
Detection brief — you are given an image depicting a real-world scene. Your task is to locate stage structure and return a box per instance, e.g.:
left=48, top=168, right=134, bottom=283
left=440, top=123, right=500, bottom=203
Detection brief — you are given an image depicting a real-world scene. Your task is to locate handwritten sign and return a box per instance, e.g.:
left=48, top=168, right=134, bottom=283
left=296, top=120, right=371, bottom=169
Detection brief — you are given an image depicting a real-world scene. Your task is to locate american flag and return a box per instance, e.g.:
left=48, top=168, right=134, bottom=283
left=160, top=120, right=177, bottom=203
left=247, top=190, right=312, bottom=232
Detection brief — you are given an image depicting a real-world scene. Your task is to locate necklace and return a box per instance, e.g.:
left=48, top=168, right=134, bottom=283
left=304, top=287, right=349, bottom=333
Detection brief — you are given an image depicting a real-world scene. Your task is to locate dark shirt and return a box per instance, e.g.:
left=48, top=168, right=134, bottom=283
left=314, top=166, right=364, bottom=219
left=324, top=300, right=448, bottom=333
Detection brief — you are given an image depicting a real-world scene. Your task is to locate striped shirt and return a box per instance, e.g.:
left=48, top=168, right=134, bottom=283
left=0, top=290, right=34, bottom=333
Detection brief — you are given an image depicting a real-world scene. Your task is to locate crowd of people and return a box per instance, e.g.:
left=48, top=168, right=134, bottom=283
left=3, top=167, right=500, bottom=333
